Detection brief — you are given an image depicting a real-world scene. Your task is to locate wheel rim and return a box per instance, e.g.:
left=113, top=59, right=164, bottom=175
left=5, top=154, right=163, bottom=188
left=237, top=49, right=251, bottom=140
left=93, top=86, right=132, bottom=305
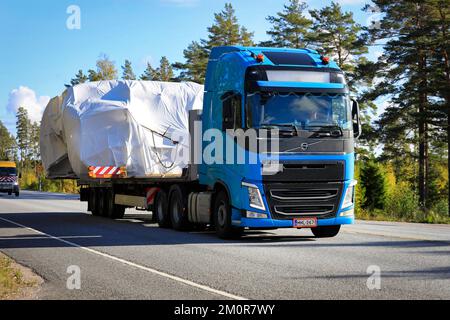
left=217, top=202, right=227, bottom=227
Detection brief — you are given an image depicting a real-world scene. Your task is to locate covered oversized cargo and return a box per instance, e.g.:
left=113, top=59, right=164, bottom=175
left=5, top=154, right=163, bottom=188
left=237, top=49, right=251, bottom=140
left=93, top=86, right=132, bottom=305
left=40, top=80, right=204, bottom=179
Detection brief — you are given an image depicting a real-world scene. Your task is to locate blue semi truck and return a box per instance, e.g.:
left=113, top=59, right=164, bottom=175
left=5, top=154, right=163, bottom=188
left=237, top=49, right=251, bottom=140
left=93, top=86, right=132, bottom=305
left=79, top=46, right=361, bottom=239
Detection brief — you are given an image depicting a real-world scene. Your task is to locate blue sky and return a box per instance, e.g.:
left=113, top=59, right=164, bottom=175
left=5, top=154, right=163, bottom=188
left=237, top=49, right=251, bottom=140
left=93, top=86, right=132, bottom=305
left=0, top=0, right=378, bottom=134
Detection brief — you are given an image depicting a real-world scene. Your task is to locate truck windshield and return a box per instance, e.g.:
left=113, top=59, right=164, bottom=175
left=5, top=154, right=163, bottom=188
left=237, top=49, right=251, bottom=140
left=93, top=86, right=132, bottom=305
left=246, top=92, right=352, bottom=131
left=0, top=167, right=17, bottom=176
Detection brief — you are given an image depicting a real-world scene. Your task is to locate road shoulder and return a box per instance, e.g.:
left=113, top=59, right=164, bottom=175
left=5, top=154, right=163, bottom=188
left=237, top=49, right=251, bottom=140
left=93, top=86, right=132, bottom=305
left=0, top=251, right=43, bottom=300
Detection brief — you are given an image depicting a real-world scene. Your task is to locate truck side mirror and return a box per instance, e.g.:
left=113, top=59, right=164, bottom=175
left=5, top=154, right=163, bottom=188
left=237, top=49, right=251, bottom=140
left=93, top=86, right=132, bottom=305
left=351, top=99, right=362, bottom=139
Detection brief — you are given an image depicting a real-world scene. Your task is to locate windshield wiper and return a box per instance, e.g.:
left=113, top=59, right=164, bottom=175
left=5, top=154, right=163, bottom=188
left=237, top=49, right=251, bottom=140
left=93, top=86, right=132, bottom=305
left=260, top=124, right=299, bottom=137
left=306, top=125, right=343, bottom=138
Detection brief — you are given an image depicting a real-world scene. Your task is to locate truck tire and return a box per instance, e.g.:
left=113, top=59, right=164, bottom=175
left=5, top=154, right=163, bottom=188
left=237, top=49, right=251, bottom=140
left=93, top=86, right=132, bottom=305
left=104, top=188, right=125, bottom=219
left=213, top=191, right=242, bottom=239
left=169, top=185, right=191, bottom=231
left=155, top=190, right=171, bottom=228
left=311, top=225, right=341, bottom=238
left=89, top=188, right=101, bottom=216
left=8, top=191, right=12, bottom=196
left=97, top=188, right=107, bottom=217
left=15, top=192, right=19, bottom=197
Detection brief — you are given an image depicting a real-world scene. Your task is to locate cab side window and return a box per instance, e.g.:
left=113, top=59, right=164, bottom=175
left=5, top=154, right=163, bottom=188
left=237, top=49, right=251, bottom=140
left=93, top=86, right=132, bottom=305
left=222, top=92, right=242, bottom=131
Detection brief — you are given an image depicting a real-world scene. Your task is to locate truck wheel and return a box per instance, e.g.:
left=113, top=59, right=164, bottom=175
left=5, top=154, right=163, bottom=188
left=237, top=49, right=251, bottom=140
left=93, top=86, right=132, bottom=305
left=213, top=191, right=242, bottom=239
left=169, top=185, right=191, bottom=231
left=104, top=188, right=125, bottom=219
left=311, top=225, right=341, bottom=238
left=155, top=190, right=171, bottom=228
left=89, top=189, right=101, bottom=216
left=8, top=191, right=12, bottom=196
left=15, top=192, right=19, bottom=197
left=97, top=188, right=107, bottom=217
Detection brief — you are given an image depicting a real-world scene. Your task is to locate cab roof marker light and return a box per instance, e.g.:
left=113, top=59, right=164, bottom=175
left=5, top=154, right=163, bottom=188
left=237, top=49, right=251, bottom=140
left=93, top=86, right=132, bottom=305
left=321, top=56, right=330, bottom=65
left=250, top=52, right=265, bottom=63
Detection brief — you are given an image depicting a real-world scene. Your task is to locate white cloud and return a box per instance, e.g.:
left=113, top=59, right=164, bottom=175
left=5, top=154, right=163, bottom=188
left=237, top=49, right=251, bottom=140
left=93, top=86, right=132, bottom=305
left=6, top=86, right=50, bottom=123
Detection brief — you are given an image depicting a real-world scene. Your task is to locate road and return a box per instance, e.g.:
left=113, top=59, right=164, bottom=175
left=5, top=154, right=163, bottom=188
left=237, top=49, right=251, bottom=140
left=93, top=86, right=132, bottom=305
left=0, top=190, right=449, bottom=300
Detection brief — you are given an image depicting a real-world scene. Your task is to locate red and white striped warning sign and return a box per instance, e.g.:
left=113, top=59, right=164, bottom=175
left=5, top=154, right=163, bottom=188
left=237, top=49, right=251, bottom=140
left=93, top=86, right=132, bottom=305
left=88, top=166, right=126, bottom=179
left=146, top=187, right=160, bottom=207
left=0, top=176, right=17, bottom=183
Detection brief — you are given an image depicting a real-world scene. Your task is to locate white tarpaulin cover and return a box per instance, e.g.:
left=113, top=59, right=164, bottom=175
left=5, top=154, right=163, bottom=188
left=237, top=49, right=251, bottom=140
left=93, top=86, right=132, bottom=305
left=40, top=80, right=204, bottom=179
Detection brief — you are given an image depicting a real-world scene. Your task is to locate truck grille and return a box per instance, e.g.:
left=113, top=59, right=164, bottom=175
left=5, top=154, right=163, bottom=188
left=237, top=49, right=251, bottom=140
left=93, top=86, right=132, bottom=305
left=264, top=182, right=343, bottom=220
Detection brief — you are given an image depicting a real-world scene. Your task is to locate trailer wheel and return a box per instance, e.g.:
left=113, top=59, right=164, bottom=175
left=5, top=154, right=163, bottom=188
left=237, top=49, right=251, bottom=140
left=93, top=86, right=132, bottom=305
left=155, top=190, right=171, bottom=228
left=104, top=188, right=125, bottom=219
left=169, top=185, right=191, bottom=231
left=213, top=191, right=242, bottom=239
left=311, top=225, right=341, bottom=238
left=89, top=188, right=101, bottom=216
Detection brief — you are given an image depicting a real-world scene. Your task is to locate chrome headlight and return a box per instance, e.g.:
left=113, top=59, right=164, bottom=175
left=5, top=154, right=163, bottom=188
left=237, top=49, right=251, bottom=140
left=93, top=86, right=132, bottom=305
left=242, top=182, right=266, bottom=211
left=342, top=180, right=357, bottom=209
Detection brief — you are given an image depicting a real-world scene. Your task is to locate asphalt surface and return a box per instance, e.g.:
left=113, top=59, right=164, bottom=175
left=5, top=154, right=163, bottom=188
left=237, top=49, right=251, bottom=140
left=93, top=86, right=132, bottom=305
left=0, top=190, right=449, bottom=300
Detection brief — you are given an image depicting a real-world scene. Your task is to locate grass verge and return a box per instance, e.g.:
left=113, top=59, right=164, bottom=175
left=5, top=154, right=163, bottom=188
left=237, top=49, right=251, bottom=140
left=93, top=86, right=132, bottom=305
left=0, top=253, right=42, bottom=300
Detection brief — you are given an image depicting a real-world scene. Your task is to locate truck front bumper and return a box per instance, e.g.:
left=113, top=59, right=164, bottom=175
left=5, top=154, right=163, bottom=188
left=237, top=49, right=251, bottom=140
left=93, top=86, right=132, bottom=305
left=237, top=216, right=354, bottom=228
left=0, top=183, right=19, bottom=193
left=233, top=207, right=355, bottom=228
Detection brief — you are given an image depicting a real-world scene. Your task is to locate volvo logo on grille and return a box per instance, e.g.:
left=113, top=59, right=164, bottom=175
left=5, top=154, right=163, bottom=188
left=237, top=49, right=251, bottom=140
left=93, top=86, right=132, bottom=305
left=301, top=143, right=309, bottom=151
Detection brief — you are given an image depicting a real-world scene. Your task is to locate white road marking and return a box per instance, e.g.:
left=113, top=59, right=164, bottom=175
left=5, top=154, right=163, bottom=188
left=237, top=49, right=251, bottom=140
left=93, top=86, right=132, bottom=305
left=0, top=216, right=247, bottom=300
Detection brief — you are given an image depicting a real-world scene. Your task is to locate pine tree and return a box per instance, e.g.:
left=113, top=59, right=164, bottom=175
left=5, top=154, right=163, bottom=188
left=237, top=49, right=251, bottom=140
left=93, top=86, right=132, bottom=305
left=121, top=60, right=136, bottom=80
left=366, top=1, right=445, bottom=209
left=309, top=2, right=368, bottom=73
left=426, top=0, right=450, bottom=215
left=173, top=41, right=209, bottom=83
left=263, top=0, right=312, bottom=48
left=70, top=70, right=88, bottom=86
left=205, top=3, right=253, bottom=48
left=158, top=56, right=174, bottom=82
left=140, top=62, right=158, bottom=81
left=361, top=160, right=387, bottom=210
left=174, top=3, right=254, bottom=83
left=88, top=69, right=101, bottom=82
left=16, top=107, right=31, bottom=170
left=0, top=121, right=16, bottom=160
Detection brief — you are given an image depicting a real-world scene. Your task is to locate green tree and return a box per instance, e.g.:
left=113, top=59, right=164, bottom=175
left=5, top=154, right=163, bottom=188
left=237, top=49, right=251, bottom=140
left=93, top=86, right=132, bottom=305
left=262, top=0, right=312, bottom=48
left=87, top=69, right=100, bottom=82
left=140, top=62, right=158, bottom=81
left=70, top=70, right=88, bottom=86
left=89, top=54, right=118, bottom=81
left=365, top=1, right=447, bottom=210
left=15, top=107, right=31, bottom=170
left=361, top=161, right=387, bottom=210
left=173, top=41, right=209, bottom=83
left=205, top=3, right=254, bottom=49
left=309, top=2, right=368, bottom=73
left=174, top=3, right=254, bottom=83
left=0, top=121, right=16, bottom=160
left=158, top=56, right=174, bottom=81
left=121, top=60, right=136, bottom=80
